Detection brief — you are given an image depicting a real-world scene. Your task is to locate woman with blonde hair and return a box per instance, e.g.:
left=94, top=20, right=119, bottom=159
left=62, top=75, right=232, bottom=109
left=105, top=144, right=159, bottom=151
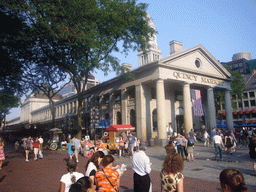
left=219, top=169, right=248, bottom=192
left=160, top=153, right=184, bottom=192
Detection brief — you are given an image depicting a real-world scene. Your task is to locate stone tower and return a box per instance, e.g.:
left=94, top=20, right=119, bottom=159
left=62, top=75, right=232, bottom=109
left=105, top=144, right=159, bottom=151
left=138, top=12, right=162, bottom=67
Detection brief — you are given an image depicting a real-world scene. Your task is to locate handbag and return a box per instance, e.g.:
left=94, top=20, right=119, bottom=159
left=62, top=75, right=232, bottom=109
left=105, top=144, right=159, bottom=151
left=102, top=169, right=118, bottom=192
left=71, top=144, right=75, bottom=151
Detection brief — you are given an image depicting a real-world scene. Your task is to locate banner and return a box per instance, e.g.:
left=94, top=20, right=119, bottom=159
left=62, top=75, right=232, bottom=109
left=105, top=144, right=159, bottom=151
left=191, top=89, right=204, bottom=116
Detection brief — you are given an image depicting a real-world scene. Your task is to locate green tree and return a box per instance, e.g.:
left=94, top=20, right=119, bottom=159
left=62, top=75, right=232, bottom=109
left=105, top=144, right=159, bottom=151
left=215, top=68, right=245, bottom=119
left=0, top=90, right=20, bottom=128
left=23, top=63, right=70, bottom=129
left=0, top=6, right=35, bottom=95
left=5, top=0, right=155, bottom=137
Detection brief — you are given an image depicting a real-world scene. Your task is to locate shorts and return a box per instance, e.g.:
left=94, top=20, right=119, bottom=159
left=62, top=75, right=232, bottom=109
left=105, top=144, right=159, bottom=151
left=74, top=149, right=79, bottom=155
left=34, top=148, right=39, bottom=155
left=119, top=146, right=125, bottom=151
left=129, top=144, right=135, bottom=151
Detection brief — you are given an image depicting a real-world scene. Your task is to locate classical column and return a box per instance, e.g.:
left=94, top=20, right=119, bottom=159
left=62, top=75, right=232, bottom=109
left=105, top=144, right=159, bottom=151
left=121, top=89, right=128, bottom=124
left=225, top=89, right=234, bottom=130
left=183, top=82, right=193, bottom=134
left=207, top=87, right=217, bottom=129
left=109, top=93, right=115, bottom=124
left=156, top=79, right=166, bottom=146
left=135, top=84, right=147, bottom=142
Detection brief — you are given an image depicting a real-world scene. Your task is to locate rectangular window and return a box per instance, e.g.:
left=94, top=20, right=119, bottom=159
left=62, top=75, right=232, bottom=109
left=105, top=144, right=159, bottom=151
left=238, top=101, right=242, bottom=108
left=244, top=101, right=249, bottom=107
left=249, top=91, right=255, bottom=98
left=250, top=100, right=256, bottom=106
left=243, top=92, right=248, bottom=98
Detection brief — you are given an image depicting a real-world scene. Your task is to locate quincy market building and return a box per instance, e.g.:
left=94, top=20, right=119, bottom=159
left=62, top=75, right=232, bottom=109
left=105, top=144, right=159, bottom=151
left=6, top=16, right=233, bottom=146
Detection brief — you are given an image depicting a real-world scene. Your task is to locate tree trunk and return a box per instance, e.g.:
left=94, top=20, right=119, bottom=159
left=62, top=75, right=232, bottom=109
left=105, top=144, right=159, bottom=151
left=49, top=98, right=56, bottom=129
left=76, top=95, right=83, bottom=139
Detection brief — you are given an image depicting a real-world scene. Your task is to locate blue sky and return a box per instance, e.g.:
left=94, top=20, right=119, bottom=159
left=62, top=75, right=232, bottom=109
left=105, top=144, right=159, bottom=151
left=7, top=0, right=256, bottom=119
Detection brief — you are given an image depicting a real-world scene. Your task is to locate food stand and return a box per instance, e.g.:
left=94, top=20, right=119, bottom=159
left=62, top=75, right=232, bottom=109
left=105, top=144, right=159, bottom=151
left=104, top=124, right=135, bottom=153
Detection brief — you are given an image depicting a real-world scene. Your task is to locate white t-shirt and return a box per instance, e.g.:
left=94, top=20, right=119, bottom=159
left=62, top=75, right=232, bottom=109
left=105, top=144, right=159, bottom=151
left=203, top=132, right=208, bottom=139
left=38, top=138, right=43, bottom=144
left=85, top=162, right=97, bottom=177
left=60, top=172, right=84, bottom=192
left=213, top=135, right=222, bottom=144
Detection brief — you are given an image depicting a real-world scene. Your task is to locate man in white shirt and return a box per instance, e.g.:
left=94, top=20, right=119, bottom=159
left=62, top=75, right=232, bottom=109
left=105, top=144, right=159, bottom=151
left=132, top=144, right=151, bottom=192
left=38, top=136, right=44, bottom=158
left=213, top=132, right=225, bottom=160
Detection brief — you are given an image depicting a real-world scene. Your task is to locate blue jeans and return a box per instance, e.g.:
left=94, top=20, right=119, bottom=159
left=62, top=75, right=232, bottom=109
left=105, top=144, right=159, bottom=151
left=215, top=144, right=222, bottom=159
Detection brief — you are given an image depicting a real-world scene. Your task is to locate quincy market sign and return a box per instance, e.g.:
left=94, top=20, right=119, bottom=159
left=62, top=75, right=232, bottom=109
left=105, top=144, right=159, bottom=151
left=173, top=71, right=224, bottom=86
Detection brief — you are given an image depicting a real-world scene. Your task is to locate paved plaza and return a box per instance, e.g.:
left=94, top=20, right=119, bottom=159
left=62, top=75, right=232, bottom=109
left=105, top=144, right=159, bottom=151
left=0, top=141, right=255, bottom=192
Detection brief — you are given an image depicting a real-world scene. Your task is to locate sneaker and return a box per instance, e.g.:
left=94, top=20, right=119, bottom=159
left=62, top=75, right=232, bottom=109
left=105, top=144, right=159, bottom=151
left=34, top=158, right=38, bottom=160
left=26, top=160, right=29, bottom=162
left=76, top=160, right=79, bottom=163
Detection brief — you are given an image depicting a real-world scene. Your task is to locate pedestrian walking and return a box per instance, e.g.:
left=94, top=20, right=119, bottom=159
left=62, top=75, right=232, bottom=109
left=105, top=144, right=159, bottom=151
left=213, top=132, right=225, bottom=160
left=249, top=132, right=256, bottom=174
left=32, top=137, right=40, bottom=160
left=59, top=159, right=84, bottom=192
left=132, top=144, right=152, bottom=192
left=224, top=131, right=234, bottom=154
left=203, top=130, right=210, bottom=147
left=95, top=155, right=120, bottom=192
left=14, top=140, right=19, bottom=152
left=128, top=132, right=136, bottom=158
left=38, top=135, right=44, bottom=158
left=161, top=153, right=184, bottom=192
left=219, top=169, right=248, bottom=192
left=0, top=137, right=5, bottom=169
left=210, top=128, right=216, bottom=146
left=67, top=139, right=74, bottom=159
left=85, top=151, right=105, bottom=191
left=186, top=134, right=195, bottom=162
left=24, top=136, right=33, bottom=162
left=119, top=135, right=125, bottom=157
left=72, top=136, right=81, bottom=162
left=231, top=130, right=237, bottom=153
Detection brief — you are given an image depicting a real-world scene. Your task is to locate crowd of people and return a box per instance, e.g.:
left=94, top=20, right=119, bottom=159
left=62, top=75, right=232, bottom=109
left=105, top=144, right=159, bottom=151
left=1, top=126, right=255, bottom=192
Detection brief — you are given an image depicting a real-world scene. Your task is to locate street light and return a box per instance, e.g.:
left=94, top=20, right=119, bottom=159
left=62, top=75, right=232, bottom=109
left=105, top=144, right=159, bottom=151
left=90, top=106, right=99, bottom=144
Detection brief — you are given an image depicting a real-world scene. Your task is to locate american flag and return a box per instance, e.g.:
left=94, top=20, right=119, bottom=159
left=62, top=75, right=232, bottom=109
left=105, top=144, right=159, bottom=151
left=191, top=89, right=204, bottom=116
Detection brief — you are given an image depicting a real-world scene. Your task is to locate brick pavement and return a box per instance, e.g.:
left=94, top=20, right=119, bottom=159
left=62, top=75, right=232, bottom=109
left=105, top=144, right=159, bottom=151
left=0, top=142, right=255, bottom=192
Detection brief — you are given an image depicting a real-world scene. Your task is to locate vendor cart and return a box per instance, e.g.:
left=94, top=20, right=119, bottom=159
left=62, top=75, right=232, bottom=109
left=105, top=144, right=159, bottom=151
left=104, top=124, right=135, bottom=154
left=48, top=128, right=63, bottom=150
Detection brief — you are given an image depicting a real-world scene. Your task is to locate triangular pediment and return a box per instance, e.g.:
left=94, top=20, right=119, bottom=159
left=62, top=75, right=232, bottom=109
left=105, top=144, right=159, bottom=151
left=159, top=45, right=232, bottom=80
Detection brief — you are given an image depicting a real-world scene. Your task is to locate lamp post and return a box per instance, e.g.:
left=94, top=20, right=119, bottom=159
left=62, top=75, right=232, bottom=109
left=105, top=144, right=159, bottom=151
left=90, top=106, right=99, bottom=144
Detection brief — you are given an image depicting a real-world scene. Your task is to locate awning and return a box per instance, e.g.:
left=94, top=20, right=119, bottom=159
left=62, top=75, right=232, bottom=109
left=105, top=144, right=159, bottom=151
left=245, top=110, right=250, bottom=114
left=239, top=110, right=243, bottom=114
left=251, top=109, right=256, bottom=113
left=233, top=111, right=238, bottom=115
left=222, top=112, right=226, bottom=116
left=95, top=119, right=110, bottom=129
left=106, top=124, right=135, bottom=131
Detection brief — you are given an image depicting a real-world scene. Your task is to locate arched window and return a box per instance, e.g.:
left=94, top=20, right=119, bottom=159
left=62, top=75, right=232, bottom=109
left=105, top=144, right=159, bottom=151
left=130, top=109, right=136, bottom=127
left=117, top=112, right=122, bottom=125
left=152, top=109, right=157, bottom=132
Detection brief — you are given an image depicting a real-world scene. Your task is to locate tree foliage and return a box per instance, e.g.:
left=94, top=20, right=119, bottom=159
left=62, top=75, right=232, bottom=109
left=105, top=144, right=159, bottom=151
left=23, top=63, right=70, bottom=128
left=214, top=68, right=245, bottom=118
left=0, top=90, right=20, bottom=126
left=4, top=0, right=155, bottom=137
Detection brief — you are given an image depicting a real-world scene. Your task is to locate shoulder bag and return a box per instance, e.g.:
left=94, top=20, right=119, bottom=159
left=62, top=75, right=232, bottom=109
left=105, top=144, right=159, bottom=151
left=102, top=169, right=118, bottom=192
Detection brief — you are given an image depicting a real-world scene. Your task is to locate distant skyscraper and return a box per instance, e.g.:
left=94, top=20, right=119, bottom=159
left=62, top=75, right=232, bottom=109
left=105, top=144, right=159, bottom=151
left=59, top=73, right=100, bottom=98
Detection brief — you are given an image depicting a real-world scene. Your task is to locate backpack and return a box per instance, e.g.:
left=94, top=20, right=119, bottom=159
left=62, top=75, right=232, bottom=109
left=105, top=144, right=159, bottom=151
left=69, top=176, right=90, bottom=192
left=187, top=138, right=195, bottom=146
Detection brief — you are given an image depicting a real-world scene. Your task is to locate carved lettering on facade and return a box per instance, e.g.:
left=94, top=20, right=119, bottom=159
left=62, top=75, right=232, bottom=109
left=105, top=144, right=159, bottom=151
left=173, top=71, right=224, bottom=86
